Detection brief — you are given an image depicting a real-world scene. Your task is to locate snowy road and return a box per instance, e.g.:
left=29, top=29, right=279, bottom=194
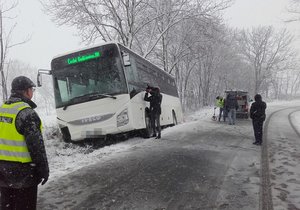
left=266, top=106, right=300, bottom=210
left=38, top=118, right=261, bottom=210
left=36, top=100, right=300, bottom=210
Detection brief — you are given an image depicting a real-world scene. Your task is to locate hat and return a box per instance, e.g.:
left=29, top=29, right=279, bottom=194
left=254, top=94, right=262, bottom=102
left=11, top=76, right=36, bottom=91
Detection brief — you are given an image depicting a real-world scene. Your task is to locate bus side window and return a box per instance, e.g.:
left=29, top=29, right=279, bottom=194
left=123, top=54, right=141, bottom=98
left=124, top=55, right=138, bottom=82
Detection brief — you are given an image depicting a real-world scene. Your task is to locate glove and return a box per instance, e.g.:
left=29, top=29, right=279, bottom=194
left=40, top=176, right=48, bottom=185
left=38, top=169, right=49, bottom=186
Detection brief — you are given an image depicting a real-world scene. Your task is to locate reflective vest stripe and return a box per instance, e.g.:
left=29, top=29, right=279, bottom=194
left=0, top=150, right=31, bottom=157
left=0, top=102, right=30, bottom=114
left=0, top=102, right=32, bottom=163
left=0, top=108, right=19, bottom=114
left=0, top=155, right=31, bottom=162
left=0, top=130, right=26, bottom=141
left=0, top=138, right=27, bottom=146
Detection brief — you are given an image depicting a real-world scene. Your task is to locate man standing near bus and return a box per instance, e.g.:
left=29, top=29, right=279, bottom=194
left=0, top=76, right=49, bottom=210
left=144, top=86, right=163, bottom=139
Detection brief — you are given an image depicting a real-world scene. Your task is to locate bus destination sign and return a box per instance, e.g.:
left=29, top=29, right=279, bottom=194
left=67, top=51, right=101, bottom=65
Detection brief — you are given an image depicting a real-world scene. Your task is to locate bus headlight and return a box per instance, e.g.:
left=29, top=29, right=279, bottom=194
left=117, top=108, right=129, bottom=127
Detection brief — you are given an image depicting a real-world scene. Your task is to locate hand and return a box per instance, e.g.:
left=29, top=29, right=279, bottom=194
left=40, top=176, right=48, bottom=185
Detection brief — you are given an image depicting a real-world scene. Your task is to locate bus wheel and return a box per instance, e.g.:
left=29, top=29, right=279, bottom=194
left=142, top=113, right=152, bottom=138
left=60, top=127, right=72, bottom=143
left=172, top=111, right=177, bottom=126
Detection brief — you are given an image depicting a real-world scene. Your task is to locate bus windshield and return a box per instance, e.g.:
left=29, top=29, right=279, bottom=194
left=51, top=44, right=128, bottom=108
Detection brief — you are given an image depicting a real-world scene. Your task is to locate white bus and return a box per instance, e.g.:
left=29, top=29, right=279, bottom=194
left=38, top=42, right=183, bottom=142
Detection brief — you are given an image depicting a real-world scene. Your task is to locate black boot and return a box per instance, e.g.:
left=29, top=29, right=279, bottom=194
left=155, top=134, right=161, bottom=139
left=152, top=133, right=156, bottom=138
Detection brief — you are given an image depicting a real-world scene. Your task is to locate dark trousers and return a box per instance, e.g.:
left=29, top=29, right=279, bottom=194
left=151, top=112, right=161, bottom=136
left=0, top=186, right=37, bottom=210
left=252, top=120, right=264, bottom=143
left=218, top=108, right=226, bottom=121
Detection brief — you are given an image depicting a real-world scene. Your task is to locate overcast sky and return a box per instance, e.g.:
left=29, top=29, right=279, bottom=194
left=6, top=0, right=300, bottom=70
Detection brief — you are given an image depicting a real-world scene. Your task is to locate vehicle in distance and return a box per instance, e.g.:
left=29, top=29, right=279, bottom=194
left=225, top=90, right=251, bottom=119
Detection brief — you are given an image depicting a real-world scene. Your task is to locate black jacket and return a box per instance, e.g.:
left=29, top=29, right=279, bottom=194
left=144, top=91, right=162, bottom=115
left=250, top=100, right=267, bottom=121
left=0, top=93, right=49, bottom=188
left=225, top=94, right=238, bottom=110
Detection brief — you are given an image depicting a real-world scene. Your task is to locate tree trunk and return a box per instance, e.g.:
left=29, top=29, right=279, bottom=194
left=0, top=10, right=8, bottom=102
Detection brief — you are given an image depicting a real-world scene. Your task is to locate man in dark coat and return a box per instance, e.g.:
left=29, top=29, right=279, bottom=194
left=250, top=94, right=267, bottom=145
left=144, top=86, right=163, bottom=139
left=0, top=76, right=49, bottom=210
left=225, top=92, right=239, bottom=125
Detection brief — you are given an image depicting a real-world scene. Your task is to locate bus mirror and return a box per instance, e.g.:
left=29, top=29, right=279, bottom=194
left=37, top=69, right=52, bottom=87
left=122, top=52, right=131, bottom=67
left=37, top=73, right=42, bottom=87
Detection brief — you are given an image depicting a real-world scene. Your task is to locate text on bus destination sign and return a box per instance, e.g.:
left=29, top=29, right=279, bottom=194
left=67, top=51, right=101, bottom=65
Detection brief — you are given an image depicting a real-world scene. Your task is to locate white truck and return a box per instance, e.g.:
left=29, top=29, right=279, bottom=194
left=225, top=90, right=251, bottom=119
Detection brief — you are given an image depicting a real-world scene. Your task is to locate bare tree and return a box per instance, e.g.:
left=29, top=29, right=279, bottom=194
left=41, top=0, right=167, bottom=47
left=138, top=0, right=233, bottom=70
left=291, top=70, right=300, bottom=95
left=41, top=0, right=148, bottom=47
left=238, top=26, right=296, bottom=94
left=286, top=0, right=300, bottom=22
left=0, top=1, right=17, bottom=101
left=0, top=0, right=29, bottom=102
left=164, top=15, right=246, bottom=109
left=41, top=0, right=232, bottom=58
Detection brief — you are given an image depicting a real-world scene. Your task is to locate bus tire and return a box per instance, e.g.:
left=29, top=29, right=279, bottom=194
left=172, top=111, right=177, bottom=126
left=60, top=127, right=72, bottom=142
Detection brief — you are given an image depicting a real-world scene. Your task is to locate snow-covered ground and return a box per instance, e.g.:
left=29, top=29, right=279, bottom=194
left=38, top=106, right=216, bottom=182
left=37, top=100, right=300, bottom=209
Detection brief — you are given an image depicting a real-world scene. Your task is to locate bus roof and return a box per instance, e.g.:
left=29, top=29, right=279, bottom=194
left=51, top=41, right=174, bottom=79
left=118, top=43, right=175, bottom=79
left=52, top=41, right=117, bottom=60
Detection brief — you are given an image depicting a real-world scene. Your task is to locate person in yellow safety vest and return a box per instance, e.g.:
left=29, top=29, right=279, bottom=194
left=215, top=96, right=226, bottom=122
left=0, top=76, right=49, bottom=210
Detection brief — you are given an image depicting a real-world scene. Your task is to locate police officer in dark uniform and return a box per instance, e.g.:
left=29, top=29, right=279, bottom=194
left=144, top=86, right=163, bottom=139
left=0, top=76, right=49, bottom=210
left=250, top=94, right=267, bottom=145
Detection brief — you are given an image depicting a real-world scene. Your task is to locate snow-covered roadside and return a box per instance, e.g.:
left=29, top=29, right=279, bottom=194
left=37, top=106, right=215, bottom=189
left=265, top=100, right=300, bottom=210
